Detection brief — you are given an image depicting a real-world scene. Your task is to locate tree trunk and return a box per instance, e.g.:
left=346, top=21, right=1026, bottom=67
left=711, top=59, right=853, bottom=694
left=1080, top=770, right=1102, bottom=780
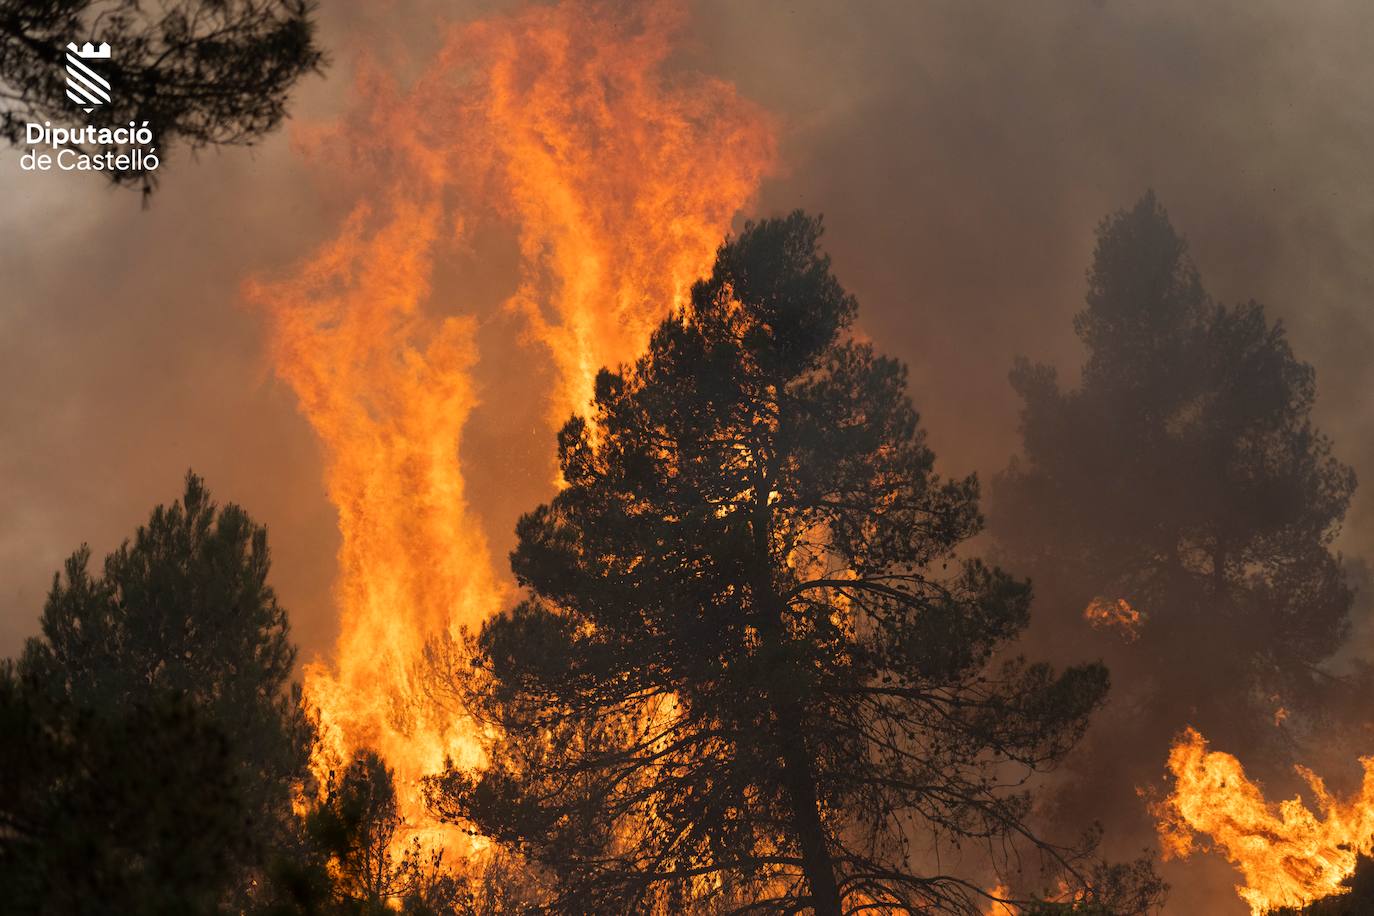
left=749, top=463, right=842, bottom=913
left=750, top=568, right=843, bottom=912
left=752, top=578, right=842, bottom=911
left=774, top=699, right=844, bottom=915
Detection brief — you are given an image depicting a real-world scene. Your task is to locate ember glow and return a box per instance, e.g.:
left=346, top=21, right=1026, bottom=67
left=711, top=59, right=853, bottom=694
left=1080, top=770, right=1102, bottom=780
left=1155, top=727, right=1374, bottom=914
left=246, top=0, right=773, bottom=846
left=1083, top=596, right=1145, bottom=641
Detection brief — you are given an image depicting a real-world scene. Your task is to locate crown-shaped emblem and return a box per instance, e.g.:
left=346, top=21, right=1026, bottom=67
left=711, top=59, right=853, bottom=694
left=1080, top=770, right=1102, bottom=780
left=67, top=42, right=111, bottom=59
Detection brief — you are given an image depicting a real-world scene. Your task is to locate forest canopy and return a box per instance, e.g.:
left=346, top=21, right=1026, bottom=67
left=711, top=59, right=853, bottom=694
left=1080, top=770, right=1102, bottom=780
left=6, top=199, right=1361, bottom=915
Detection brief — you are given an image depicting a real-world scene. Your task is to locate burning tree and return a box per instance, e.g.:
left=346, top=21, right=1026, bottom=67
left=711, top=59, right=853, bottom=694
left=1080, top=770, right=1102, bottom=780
left=1281, top=856, right=1374, bottom=914
left=993, top=193, right=1356, bottom=836
left=429, top=213, right=1152, bottom=914
left=254, top=750, right=511, bottom=915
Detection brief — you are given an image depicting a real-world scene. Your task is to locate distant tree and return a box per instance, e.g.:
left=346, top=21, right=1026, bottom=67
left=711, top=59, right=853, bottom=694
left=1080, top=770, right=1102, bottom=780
left=257, top=750, right=526, bottom=916
left=0, top=0, right=324, bottom=193
left=321, top=752, right=413, bottom=908
left=992, top=193, right=1356, bottom=830
left=10, top=473, right=311, bottom=906
left=429, top=214, right=1155, bottom=914
left=306, top=752, right=453, bottom=913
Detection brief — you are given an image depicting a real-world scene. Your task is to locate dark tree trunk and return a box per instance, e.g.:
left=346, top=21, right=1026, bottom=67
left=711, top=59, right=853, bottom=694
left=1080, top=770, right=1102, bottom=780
left=773, top=699, right=844, bottom=915
left=752, top=578, right=843, bottom=910
left=749, top=457, right=843, bottom=914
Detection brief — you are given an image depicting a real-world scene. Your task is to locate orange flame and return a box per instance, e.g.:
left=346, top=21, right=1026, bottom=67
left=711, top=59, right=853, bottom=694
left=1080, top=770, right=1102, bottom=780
left=1084, top=596, right=1145, bottom=642
left=1155, top=727, right=1374, bottom=914
left=246, top=0, right=773, bottom=851
left=983, top=884, right=1016, bottom=915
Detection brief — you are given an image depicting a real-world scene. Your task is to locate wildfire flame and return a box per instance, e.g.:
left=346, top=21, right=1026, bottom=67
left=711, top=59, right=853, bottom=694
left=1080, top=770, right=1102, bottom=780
left=1155, top=727, right=1374, bottom=914
left=983, top=884, right=1016, bottom=915
left=1083, top=596, right=1145, bottom=642
left=246, top=0, right=773, bottom=850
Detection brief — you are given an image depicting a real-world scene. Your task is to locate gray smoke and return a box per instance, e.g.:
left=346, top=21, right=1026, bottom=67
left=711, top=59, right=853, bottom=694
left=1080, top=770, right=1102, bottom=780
left=3, top=4, right=1372, bottom=910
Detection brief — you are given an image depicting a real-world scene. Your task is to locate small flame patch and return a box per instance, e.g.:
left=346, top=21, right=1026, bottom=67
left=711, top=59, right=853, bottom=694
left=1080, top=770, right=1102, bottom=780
left=1083, top=596, right=1145, bottom=641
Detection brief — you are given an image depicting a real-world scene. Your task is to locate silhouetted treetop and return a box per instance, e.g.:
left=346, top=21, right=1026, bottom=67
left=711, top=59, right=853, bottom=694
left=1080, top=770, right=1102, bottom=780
left=12, top=472, right=309, bottom=909
left=23, top=472, right=297, bottom=722
left=433, top=212, right=1159, bottom=915
left=993, top=192, right=1356, bottom=840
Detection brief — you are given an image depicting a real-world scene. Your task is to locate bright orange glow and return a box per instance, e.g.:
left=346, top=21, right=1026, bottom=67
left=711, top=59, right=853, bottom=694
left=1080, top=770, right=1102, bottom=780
left=1155, top=727, right=1374, bottom=914
left=246, top=0, right=773, bottom=851
left=983, top=884, right=1015, bottom=915
left=1083, top=596, right=1145, bottom=641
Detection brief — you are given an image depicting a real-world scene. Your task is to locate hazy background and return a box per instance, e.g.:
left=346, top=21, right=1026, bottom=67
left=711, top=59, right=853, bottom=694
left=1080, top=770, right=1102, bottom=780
left=1, top=8, right=1371, bottom=906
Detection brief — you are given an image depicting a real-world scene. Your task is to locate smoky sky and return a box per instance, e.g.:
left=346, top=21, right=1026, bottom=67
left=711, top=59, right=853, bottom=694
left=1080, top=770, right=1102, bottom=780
left=2, top=3, right=1373, bottom=881
left=5, top=0, right=1373, bottom=664
left=4, top=3, right=1372, bottom=910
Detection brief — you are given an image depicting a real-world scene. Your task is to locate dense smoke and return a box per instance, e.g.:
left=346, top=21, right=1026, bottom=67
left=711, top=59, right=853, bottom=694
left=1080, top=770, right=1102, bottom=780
left=3, top=2, right=1374, bottom=912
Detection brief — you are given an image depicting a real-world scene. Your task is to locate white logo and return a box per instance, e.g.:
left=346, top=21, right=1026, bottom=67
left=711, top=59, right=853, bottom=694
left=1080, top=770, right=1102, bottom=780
left=65, top=42, right=111, bottom=113
left=15, top=39, right=159, bottom=176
